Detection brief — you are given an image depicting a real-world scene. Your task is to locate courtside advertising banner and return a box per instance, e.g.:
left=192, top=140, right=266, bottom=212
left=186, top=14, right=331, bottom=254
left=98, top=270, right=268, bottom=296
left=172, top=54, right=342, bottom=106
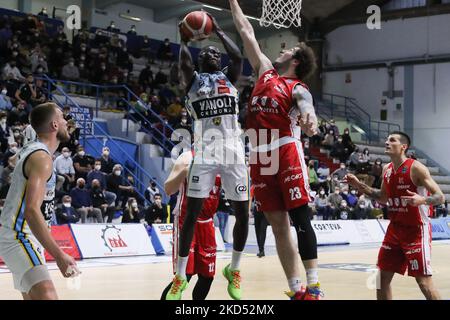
left=152, top=224, right=173, bottom=253
left=70, top=224, right=155, bottom=258
left=45, top=225, right=82, bottom=261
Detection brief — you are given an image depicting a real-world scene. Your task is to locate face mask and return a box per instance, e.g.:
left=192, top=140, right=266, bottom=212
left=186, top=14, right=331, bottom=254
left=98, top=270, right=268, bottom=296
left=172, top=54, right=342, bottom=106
left=351, top=190, right=356, bottom=195
left=10, top=147, right=18, bottom=153
left=181, top=118, right=187, bottom=124
left=335, top=190, right=340, bottom=195
left=112, top=79, right=118, bottom=84
left=12, top=52, right=18, bottom=56
left=81, top=47, right=86, bottom=51
left=376, top=162, right=381, bottom=165
left=13, top=132, right=20, bottom=138
left=338, top=139, right=342, bottom=143
left=340, top=166, right=345, bottom=169
left=330, top=131, right=334, bottom=135
left=79, top=64, right=84, bottom=68
left=114, top=170, right=121, bottom=176
left=131, top=202, right=138, bottom=208
left=78, top=151, right=85, bottom=157
left=343, top=191, right=348, bottom=195
left=1, top=89, right=7, bottom=95
left=326, top=176, right=332, bottom=181
left=344, top=131, right=349, bottom=134
left=13, top=43, right=18, bottom=48
left=95, top=165, right=101, bottom=171
left=123, top=73, right=128, bottom=77
left=81, top=56, right=86, bottom=60
left=1, top=119, right=6, bottom=124
left=101, top=66, right=106, bottom=70
left=181, top=112, right=187, bottom=117
left=63, top=152, right=70, bottom=158
left=37, top=68, right=43, bottom=73
left=69, top=62, right=74, bottom=66
left=63, top=202, right=71, bottom=208
left=341, top=203, right=347, bottom=208
left=103, top=150, right=110, bottom=156
left=320, top=191, right=325, bottom=195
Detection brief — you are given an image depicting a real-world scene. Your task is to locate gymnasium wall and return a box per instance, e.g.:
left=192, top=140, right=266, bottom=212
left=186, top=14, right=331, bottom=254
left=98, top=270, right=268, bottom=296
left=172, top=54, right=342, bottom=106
left=325, top=13, right=450, bottom=64
left=91, top=3, right=238, bottom=53
left=323, top=14, right=450, bottom=170
left=256, top=30, right=300, bottom=62
left=1, top=0, right=18, bottom=10
left=322, top=67, right=405, bottom=127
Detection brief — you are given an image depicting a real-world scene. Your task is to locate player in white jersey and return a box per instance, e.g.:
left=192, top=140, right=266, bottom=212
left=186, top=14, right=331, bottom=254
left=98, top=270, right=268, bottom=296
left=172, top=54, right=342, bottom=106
left=167, top=16, right=249, bottom=300
left=0, top=103, right=79, bottom=299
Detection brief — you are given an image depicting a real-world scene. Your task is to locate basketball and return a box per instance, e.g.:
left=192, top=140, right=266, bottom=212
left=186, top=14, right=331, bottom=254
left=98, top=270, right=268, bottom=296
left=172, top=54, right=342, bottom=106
left=180, top=11, right=213, bottom=41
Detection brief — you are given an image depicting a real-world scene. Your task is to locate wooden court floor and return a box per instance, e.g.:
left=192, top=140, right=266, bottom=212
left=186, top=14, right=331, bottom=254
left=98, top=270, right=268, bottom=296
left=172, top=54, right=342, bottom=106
left=0, top=242, right=449, bottom=300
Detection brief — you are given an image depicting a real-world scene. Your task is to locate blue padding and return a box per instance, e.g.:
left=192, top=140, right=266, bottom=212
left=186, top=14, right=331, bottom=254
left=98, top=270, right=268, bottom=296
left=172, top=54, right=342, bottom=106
left=83, top=137, right=138, bottom=170
left=149, top=226, right=165, bottom=255
left=432, top=218, right=450, bottom=240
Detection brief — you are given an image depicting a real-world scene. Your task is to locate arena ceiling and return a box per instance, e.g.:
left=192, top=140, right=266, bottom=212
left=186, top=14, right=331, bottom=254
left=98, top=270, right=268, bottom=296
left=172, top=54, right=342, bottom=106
left=95, top=0, right=450, bottom=35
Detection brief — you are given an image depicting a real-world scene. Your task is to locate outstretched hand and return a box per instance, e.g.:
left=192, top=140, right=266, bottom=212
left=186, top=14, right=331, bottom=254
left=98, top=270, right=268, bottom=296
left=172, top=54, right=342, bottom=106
left=401, top=190, right=426, bottom=207
left=205, top=12, right=220, bottom=32
left=178, top=21, right=190, bottom=43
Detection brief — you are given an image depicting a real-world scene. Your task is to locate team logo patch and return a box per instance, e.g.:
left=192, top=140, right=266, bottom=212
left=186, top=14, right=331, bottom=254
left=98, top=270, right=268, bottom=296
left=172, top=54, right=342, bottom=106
left=212, top=117, right=221, bottom=126
left=402, top=166, right=408, bottom=174
left=192, top=176, right=200, bottom=183
left=218, top=87, right=230, bottom=94
left=217, top=79, right=227, bottom=86
left=235, top=184, right=248, bottom=194
left=385, top=168, right=392, bottom=183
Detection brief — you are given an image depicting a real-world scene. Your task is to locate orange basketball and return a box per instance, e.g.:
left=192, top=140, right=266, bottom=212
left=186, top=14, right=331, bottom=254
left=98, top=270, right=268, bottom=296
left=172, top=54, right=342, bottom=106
left=180, top=11, right=213, bottom=41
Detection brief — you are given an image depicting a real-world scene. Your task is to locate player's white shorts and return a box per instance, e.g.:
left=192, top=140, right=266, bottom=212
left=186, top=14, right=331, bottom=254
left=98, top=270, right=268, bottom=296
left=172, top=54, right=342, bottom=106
left=0, top=227, right=51, bottom=293
left=187, top=139, right=249, bottom=201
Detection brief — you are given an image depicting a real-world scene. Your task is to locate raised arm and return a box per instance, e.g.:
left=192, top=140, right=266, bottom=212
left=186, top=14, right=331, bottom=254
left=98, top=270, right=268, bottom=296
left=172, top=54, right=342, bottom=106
left=178, top=25, right=195, bottom=94
left=229, top=0, right=273, bottom=77
left=208, top=14, right=243, bottom=84
left=164, top=151, right=192, bottom=195
left=402, top=161, right=445, bottom=206
left=293, top=85, right=318, bottom=137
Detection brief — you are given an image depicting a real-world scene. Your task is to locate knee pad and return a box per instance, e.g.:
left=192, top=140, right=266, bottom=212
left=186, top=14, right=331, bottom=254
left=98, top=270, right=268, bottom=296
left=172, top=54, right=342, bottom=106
left=289, top=205, right=318, bottom=261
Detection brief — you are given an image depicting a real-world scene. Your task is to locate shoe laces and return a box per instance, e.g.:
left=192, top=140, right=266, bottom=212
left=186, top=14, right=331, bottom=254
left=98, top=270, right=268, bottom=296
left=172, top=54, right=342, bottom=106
left=169, top=276, right=183, bottom=294
left=230, top=270, right=241, bottom=289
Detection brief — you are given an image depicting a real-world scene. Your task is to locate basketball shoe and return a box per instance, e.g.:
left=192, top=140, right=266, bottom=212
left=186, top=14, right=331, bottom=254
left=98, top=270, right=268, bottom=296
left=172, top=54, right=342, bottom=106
left=165, top=274, right=188, bottom=300
left=222, top=264, right=242, bottom=300
left=303, top=283, right=324, bottom=300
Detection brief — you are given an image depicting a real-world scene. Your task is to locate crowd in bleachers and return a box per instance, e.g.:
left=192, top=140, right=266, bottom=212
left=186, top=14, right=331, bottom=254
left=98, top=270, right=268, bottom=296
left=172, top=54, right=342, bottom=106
left=0, top=9, right=447, bottom=227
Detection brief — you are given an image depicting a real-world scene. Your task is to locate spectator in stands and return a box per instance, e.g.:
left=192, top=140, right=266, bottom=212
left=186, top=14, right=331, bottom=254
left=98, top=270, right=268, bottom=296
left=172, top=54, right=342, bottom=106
left=332, top=162, right=348, bottom=181
left=100, top=146, right=115, bottom=174
left=59, top=119, right=80, bottom=153
left=308, top=160, right=320, bottom=191
left=169, top=64, right=179, bottom=85
left=62, top=105, right=73, bottom=121
left=327, top=186, right=343, bottom=220
left=37, top=7, right=48, bottom=18
left=15, top=73, right=36, bottom=110
left=157, top=38, right=174, bottom=65
left=154, top=67, right=168, bottom=88
left=329, top=119, right=339, bottom=138
left=2, top=59, right=25, bottom=82
left=314, top=188, right=330, bottom=220
left=139, top=63, right=154, bottom=91
left=336, top=200, right=351, bottom=220
left=317, top=162, right=330, bottom=185
left=70, top=178, right=103, bottom=223
left=30, top=78, right=47, bottom=107
left=346, top=189, right=359, bottom=208
left=61, top=57, right=79, bottom=81
left=117, top=45, right=132, bottom=71
left=0, top=112, right=11, bottom=153
left=106, top=21, right=120, bottom=33
left=31, top=53, right=48, bottom=74
left=124, top=173, right=144, bottom=206
left=127, top=25, right=137, bottom=35
left=166, top=97, right=183, bottom=125
left=72, top=145, right=93, bottom=180
left=122, top=197, right=143, bottom=223
left=7, top=100, right=29, bottom=125
left=0, top=88, right=12, bottom=111
left=56, top=195, right=81, bottom=224
left=107, top=164, right=133, bottom=207
left=341, top=128, right=355, bottom=156
left=2, top=142, right=18, bottom=167
left=91, top=179, right=115, bottom=223
left=436, top=201, right=448, bottom=218
left=86, top=159, right=117, bottom=205
left=144, top=193, right=167, bottom=225
left=23, top=123, right=36, bottom=144
left=144, top=179, right=160, bottom=205
left=330, top=135, right=348, bottom=163
left=357, top=148, right=371, bottom=174
left=348, top=147, right=360, bottom=170
left=354, top=194, right=373, bottom=220
left=321, top=129, right=335, bottom=149
left=173, top=107, right=192, bottom=134
left=54, top=147, right=75, bottom=191
left=370, top=158, right=383, bottom=188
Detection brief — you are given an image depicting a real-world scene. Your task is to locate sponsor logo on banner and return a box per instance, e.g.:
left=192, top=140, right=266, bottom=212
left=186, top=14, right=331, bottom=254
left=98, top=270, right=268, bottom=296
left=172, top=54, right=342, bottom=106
left=312, top=223, right=343, bottom=231
left=101, top=225, right=128, bottom=252
left=45, top=225, right=82, bottom=261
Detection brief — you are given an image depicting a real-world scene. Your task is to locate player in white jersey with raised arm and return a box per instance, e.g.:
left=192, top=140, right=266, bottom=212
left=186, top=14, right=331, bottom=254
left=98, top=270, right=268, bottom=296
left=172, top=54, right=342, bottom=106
left=0, top=102, right=79, bottom=300
left=166, top=15, right=249, bottom=300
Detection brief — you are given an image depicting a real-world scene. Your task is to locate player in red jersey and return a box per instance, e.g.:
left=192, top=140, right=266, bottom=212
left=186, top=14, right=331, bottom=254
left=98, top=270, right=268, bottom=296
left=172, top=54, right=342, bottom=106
left=230, top=0, right=322, bottom=300
left=161, top=151, right=220, bottom=300
left=346, top=131, right=443, bottom=300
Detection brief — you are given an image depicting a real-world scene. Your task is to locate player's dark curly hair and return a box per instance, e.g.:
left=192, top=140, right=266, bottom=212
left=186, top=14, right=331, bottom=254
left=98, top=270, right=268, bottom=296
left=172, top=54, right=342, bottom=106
left=292, top=42, right=317, bottom=81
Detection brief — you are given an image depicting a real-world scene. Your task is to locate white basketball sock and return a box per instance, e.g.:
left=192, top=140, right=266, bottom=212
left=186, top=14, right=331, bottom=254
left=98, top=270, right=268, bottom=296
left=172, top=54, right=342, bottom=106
left=176, top=256, right=189, bottom=279
left=306, top=268, right=319, bottom=286
left=288, top=277, right=302, bottom=293
left=230, top=249, right=243, bottom=271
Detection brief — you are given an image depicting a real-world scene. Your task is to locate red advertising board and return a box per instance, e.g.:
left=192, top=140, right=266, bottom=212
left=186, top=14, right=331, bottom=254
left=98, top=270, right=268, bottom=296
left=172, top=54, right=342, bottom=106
left=44, top=225, right=82, bottom=261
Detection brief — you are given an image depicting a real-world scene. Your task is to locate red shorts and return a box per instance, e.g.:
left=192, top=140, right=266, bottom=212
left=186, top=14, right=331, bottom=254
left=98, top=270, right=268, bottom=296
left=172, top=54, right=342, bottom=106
left=377, top=222, right=432, bottom=277
left=250, top=141, right=310, bottom=212
left=173, top=217, right=216, bottom=278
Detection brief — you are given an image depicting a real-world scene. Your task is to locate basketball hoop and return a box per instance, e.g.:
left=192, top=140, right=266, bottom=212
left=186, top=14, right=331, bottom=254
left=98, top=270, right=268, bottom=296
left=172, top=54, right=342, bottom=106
left=260, top=0, right=303, bottom=29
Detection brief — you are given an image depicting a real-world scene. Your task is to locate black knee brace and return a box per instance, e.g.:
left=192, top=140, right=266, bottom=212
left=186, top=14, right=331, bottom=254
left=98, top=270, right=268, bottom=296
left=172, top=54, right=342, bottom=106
left=289, top=205, right=318, bottom=261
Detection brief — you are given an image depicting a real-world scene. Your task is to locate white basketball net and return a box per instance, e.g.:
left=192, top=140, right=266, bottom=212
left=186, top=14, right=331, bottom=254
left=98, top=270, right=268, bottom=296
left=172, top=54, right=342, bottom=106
left=260, top=0, right=303, bottom=29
